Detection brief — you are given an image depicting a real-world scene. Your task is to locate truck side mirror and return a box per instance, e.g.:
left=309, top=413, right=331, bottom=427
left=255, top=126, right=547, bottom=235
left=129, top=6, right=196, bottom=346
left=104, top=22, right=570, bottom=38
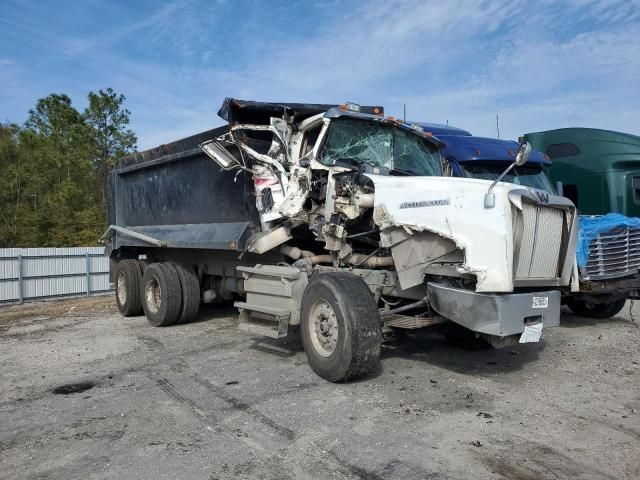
left=199, top=140, right=241, bottom=170
left=484, top=141, right=532, bottom=208
left=514, top=141, right=531, bottom=166
left=555, top=181, right=564, bottom=196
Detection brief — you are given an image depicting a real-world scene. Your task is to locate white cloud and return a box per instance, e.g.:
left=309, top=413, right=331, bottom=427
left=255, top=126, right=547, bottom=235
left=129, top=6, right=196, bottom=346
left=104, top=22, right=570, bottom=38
left=219, top=0, right=526, bottom=95
left=364, top=2, right=640, bottom=140
left=130, top=0, right=640, bottom=145
left=2, top=0, right=638, bottom=147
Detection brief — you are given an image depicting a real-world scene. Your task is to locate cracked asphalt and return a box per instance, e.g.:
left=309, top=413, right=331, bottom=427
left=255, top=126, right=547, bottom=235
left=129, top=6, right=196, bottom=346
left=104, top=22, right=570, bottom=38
left=0, top=296, right=639, bottom=479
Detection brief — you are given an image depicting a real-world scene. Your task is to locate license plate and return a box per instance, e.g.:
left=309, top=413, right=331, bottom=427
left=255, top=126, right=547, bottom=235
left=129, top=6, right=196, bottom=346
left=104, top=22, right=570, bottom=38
left=519, top=322, right=543, bottom=343
left=532, top=296, right=549, bottom=309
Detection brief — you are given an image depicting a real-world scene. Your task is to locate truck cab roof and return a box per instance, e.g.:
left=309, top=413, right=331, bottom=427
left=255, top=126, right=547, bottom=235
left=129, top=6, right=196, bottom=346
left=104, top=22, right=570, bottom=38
left=412, top=122, right=549, bottom=165
left=523, top=127, right=640, bottom=167
left=218, top=97, right=384, bottom=124
left=441, top=135, right=550, bottom=166
left=409, top=122, right=472, bottom=137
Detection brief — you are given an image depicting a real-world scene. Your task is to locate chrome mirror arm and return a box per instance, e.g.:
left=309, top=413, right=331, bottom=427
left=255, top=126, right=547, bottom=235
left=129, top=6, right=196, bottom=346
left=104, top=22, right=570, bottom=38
left=488, top=161, right=517, bottom=196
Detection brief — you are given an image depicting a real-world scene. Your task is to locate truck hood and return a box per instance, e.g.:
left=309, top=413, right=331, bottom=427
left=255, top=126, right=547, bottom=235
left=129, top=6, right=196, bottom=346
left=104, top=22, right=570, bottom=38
left=366, top=175, right=518, bottom=292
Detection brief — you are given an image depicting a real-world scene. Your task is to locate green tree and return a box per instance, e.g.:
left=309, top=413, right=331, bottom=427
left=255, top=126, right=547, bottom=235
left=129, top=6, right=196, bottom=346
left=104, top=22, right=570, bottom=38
left=22, top=94, right=98, bottom=245
left=83, top=88, right=137, bottom=209
left=0, top=90, right=137, bottom=247
left=0, top=123, right=23, bottom=245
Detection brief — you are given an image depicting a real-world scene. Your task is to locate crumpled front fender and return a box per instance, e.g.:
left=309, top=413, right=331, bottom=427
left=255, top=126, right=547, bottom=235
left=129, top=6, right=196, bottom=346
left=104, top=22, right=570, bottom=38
left=367, top=175, right=516, bottom=292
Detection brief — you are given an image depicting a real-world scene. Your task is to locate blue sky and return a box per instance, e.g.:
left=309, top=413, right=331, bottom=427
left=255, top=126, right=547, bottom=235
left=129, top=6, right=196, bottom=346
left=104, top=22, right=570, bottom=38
left=1, top=0, right=639, bottom=150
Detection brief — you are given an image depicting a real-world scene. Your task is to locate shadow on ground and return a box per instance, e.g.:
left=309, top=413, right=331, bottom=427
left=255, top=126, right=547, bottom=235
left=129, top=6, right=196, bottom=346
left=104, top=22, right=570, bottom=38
left=380, top=329, right=541, bottom=376
left=559, top=306, right=634, bottom=328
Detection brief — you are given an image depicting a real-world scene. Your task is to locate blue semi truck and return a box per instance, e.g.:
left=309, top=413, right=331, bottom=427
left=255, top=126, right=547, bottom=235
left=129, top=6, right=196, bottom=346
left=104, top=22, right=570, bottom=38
left=415, top=122, right=640, bottom=318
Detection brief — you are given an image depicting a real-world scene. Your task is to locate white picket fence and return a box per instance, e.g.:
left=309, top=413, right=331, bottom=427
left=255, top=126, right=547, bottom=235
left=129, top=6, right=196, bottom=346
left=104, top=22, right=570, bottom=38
left=0, top=247, right=112, bottom=304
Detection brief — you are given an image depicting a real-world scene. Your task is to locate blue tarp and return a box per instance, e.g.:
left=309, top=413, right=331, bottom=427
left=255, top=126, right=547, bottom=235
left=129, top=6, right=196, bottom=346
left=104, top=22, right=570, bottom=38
left=577, top=213, right=640, bottom=267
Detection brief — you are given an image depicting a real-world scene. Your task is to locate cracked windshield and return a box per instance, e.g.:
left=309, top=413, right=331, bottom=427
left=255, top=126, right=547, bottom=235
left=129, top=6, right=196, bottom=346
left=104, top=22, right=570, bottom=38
left=321, top=118, right=441, bottom=176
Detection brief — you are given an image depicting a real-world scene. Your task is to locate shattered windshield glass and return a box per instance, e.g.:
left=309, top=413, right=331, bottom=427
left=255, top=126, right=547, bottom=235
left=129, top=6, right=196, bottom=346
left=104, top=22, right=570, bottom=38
left=320, top=118, right=441, bottom=176
left=462, top=163, right=556, bottom=193
left=393, top=127, right=441, bottom=176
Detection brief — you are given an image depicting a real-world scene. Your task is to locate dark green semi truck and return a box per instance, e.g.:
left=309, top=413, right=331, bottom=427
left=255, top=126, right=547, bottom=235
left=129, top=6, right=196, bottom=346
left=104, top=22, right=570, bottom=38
left=523, top=128, right=640, bottom=216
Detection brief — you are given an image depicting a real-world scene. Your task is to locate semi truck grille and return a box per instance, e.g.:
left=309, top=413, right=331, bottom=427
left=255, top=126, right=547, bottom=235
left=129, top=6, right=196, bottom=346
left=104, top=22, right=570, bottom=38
left=583, top=227, right=640, bottom=280
left=514, top=202, right=565, bottom=279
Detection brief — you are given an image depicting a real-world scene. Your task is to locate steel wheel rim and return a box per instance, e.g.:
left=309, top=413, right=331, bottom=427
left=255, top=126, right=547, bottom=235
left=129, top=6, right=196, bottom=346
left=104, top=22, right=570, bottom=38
left=145, top=277, right=162, bottom=314
left=309, top=299, right=339, bottom=357
left=117, top=272, right=127, bottom=305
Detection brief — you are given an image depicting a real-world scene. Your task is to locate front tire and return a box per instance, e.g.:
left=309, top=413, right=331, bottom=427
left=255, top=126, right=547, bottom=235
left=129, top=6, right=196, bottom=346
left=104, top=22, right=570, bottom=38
left=114, top=259, right=143, bottom=317
left=566, top=297, right=627, bottom=319
left=141, top=263, right=182, bottom=327
left=300, top=272, right=382, bottom=382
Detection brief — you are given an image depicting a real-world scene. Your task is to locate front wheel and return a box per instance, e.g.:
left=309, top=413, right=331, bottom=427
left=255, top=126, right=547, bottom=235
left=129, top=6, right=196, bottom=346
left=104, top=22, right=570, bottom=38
left=566, top=297, right=627, bottom=319
left=300, top=272, right=382, bottom=382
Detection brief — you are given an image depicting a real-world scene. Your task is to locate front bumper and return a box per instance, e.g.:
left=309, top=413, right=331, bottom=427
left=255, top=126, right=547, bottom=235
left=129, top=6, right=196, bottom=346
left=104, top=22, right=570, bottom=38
left=578, top=274, right=640, bottom=296
left=427, top=282, right=560, bottom=337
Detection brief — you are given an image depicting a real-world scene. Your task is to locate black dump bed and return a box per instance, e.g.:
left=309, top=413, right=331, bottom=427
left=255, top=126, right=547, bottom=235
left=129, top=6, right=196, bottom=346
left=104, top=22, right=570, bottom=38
left=107, top=126, right=259, bottom=253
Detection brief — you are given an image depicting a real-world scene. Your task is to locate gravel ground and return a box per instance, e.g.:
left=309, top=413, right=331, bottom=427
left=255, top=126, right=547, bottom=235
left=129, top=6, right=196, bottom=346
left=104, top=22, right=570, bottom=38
left=0, top=296, right=639, bottom=479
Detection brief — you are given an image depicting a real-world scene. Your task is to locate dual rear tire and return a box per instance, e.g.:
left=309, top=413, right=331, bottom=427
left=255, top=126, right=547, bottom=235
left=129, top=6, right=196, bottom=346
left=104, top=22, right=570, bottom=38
left=115, top=260, right=200, bottom=326
left=114, top=260, right=143, bottom=317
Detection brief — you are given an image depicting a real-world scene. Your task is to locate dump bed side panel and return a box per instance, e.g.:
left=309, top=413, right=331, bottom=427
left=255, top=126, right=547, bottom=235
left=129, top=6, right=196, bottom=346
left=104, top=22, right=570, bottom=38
left=107, top=127, right=259, bottom=253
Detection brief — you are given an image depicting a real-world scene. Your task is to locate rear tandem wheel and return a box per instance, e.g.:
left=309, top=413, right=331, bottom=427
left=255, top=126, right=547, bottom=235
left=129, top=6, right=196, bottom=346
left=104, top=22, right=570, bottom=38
left=170, top=262, right=201, bottom=324
left=114, top=259, right=143, bottom=317
left=141, top=262, right=182, bottom=327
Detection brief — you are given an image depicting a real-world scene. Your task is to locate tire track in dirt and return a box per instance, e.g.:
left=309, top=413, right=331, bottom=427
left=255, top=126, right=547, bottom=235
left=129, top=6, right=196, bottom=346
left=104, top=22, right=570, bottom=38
left=148, top=372, right=402, bottom=479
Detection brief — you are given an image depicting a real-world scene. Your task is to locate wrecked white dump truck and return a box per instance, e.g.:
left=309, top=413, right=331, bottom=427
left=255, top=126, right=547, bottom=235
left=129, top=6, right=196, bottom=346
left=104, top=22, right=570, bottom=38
left=104, top=98, right=579, bottom=382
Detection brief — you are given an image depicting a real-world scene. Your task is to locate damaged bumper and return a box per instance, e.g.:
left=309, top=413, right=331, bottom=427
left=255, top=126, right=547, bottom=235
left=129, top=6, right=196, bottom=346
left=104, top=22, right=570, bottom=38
left=578, top=274, right=640, bottom=297
left=427, top=282, right=560, bottom=338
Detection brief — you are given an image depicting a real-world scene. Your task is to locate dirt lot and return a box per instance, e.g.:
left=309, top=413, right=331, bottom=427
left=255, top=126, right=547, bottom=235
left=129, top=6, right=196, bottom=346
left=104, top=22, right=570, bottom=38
left=0, top=296, right=638, bottom=480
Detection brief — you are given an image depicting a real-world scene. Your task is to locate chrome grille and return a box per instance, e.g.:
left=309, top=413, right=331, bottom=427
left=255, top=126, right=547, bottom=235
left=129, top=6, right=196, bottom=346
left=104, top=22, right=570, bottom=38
left=514, top=202, right=565, bottom=279
left=583, top=227, right=640, bottom=280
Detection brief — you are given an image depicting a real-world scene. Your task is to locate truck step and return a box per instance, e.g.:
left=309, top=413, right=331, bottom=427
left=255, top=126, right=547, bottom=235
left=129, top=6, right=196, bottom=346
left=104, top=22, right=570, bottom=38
left=233, top=264, right=308, bottom=339
left=237, top=320, right=288, bottom=339
left=235, top=302, right=290, bottom=339
left=234, top=302, right=291, bottom=318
